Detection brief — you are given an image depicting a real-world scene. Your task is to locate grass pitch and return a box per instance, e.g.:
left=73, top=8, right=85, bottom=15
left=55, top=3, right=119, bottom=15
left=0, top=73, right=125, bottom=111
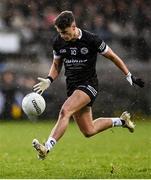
left=0, top=119, right=151, bottom=178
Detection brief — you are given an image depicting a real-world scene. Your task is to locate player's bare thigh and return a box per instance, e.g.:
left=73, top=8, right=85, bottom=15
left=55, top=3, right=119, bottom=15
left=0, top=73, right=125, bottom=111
left=73, top=106, right=95, bottom=136
left=61, top=89, right=91, bottom=116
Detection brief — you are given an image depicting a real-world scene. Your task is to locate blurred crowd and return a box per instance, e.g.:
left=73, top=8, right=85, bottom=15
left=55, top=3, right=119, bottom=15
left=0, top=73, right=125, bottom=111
left=0, top=0, right=150, bottom=60
left=0, top=71, right=36, bottom=119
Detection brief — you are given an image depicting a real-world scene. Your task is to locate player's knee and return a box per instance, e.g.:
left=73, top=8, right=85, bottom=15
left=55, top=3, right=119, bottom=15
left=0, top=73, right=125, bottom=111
left=84, top=133, right=92, bottom=138
left=83, top=130, right=94, bottom=138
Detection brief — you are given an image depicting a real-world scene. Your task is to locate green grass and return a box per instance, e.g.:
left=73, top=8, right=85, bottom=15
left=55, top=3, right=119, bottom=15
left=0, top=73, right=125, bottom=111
left=0, top=119, right=151, bottom=178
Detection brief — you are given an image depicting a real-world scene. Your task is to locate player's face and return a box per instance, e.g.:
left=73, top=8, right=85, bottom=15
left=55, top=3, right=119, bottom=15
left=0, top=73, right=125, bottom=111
left=55, top=25, right=76, bottom=41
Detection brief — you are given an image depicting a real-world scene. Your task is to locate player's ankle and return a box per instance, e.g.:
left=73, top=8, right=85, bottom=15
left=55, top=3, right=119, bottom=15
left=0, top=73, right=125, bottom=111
left=111, top=118, right=123, bottom=127
left=45, top=137, right=57, bottom=150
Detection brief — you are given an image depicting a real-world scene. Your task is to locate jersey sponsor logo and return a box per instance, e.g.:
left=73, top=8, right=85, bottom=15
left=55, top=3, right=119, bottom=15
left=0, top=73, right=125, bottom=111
left=60, top=49, right=66, bottom=53
left=64, top=58, right=87, bottom=64
left=81, top=47, right=88, bottom=54
left=99, top=41, right=106, bottom=51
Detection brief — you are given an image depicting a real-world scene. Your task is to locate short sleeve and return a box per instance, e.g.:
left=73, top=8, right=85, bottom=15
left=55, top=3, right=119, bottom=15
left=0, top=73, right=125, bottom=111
left=53, top=49, right=61, bottom=59
left=93, top=35, right=109, bottom=54
left=52, top=38, right=62, bottom=59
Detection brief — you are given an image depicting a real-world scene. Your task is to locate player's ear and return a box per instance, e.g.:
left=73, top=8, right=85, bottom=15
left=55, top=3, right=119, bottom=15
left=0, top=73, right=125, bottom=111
left=72, top=22, right=76, bottom=30
left=73, top=26, right=75, bottom=30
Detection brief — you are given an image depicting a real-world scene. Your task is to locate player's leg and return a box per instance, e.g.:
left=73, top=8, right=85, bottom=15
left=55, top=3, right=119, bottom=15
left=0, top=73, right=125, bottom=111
left=48, top=90, right=91, bottom=141
left=32, top=89, right=91, bottom=159
left=73, top=106, right=112, bottom=137
left=73, top=107, right=135, bottom=137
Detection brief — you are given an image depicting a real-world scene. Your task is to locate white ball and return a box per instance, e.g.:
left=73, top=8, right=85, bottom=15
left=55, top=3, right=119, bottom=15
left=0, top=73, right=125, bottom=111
left=22, top=92, right=46, bottom=117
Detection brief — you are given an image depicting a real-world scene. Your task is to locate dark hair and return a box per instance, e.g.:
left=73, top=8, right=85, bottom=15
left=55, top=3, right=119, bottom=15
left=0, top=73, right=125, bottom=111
left=54, top=11, right=75, bottom=30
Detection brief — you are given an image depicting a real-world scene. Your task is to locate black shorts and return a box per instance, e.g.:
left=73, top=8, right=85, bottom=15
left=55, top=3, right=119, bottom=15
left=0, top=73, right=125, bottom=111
left=66, top=80, right=98, bottom=106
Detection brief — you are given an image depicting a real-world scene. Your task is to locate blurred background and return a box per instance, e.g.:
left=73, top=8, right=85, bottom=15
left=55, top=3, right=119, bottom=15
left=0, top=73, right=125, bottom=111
left=0, top=0, right=150, bottom=120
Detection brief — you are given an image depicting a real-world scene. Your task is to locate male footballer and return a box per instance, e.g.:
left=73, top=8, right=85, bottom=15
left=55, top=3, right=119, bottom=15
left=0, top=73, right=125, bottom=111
left=32, top=11, right=144, bottom=160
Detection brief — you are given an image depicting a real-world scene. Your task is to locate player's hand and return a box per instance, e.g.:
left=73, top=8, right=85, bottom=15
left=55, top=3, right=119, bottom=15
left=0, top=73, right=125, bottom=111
left=33, top=77, right=51, bottom=95
left=126, top=72, right=144, bottom=88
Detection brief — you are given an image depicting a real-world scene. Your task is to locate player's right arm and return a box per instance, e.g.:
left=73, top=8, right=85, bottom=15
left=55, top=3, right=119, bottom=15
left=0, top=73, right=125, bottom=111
left=47, top=58, right=63, bottom=81
left=33, top=57, right=63, bottom=95
left=33, top=36, right=63, bottom=94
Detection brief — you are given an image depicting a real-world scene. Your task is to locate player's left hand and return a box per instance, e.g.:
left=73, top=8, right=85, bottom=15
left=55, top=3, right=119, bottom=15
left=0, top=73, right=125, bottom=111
left=126, top=72, right=144, bottom=88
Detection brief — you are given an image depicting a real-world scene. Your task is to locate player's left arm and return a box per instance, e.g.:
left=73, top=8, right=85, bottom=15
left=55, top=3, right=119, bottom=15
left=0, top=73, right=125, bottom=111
left=103, top=47, right=145, bottom=88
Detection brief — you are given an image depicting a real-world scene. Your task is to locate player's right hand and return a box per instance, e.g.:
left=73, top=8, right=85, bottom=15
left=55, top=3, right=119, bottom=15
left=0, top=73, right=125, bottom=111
left=33, top=77, right=51, bottom=95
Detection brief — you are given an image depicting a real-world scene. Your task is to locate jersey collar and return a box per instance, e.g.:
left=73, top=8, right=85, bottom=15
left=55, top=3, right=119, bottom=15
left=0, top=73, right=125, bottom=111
left=78, top=28, right=82, bottom=39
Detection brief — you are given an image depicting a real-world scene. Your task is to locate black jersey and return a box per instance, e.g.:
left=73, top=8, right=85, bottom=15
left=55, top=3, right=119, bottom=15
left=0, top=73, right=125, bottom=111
left=53, top=29, right=108, bottom=84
